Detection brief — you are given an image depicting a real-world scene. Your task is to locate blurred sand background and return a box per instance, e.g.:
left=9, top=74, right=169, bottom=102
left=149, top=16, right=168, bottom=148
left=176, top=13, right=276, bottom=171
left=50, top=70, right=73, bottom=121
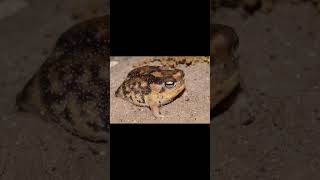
left=211, top=1, right=320, bottom=179
left=0, top=0, right=109, bottom=179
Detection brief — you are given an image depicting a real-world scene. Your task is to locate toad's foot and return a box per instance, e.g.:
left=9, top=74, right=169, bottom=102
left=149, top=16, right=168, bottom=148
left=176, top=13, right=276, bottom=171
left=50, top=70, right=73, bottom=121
left=150, top=104, right=165, bottom=118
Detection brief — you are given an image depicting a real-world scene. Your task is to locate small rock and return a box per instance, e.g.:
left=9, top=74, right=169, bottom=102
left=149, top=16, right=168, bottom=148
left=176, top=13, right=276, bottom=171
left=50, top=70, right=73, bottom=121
left=110, top=61, right=119, bottom=68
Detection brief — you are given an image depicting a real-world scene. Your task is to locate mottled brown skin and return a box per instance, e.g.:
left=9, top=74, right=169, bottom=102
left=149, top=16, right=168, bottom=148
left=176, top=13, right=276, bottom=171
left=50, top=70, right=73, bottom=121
left=115, top=66, right=185, bottom=118
left=53, top=15, right=109, bottom=56
left=211, top=24, right=240, bottom=112
left=212, top=0, right=273, bottom=14
left=16, top=15, right=109, bottom=142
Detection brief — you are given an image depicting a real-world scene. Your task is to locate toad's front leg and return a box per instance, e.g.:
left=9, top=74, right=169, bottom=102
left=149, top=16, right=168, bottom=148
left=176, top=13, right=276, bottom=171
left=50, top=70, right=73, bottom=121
left=150, top=104, right=164, bottom=118
left=147, top=100, right=164, bottom=118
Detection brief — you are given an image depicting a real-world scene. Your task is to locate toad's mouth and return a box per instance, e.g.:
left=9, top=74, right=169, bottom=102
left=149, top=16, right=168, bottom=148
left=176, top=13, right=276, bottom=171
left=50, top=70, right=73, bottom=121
left=176, top=83, right=185, bottom=94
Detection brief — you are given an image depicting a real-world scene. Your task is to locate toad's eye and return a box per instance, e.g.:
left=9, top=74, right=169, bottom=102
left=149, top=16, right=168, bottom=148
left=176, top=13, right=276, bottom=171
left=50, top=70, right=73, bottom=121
left=164, top=81, right=175, bottom=88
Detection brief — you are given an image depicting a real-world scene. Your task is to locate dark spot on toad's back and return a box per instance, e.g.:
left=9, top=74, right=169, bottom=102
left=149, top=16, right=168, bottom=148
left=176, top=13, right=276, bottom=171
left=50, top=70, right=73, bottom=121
left=78, top=92, right=96, bottom=102
left=63, top=107, right=75, bottom=125
left=86, top=121, right=105, bottom=132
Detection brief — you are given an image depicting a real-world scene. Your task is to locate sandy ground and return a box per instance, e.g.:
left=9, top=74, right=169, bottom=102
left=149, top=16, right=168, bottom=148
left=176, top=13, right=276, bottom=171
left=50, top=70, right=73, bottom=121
left=0, top=0, right=109, bottom=179
left=211, top=1, right=320, bottom=180
left=110, top=57, right=210, bottom=124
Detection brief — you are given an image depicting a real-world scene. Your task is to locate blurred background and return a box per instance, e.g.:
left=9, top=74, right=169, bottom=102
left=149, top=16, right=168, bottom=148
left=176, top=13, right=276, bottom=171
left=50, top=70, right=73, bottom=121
left=211, top=0, right=320, bottom=179
left=0, top=0, right=109, bottom=179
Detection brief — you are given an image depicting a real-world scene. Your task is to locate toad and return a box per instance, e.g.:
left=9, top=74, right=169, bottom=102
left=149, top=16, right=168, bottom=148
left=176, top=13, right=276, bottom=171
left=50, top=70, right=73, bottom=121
left=115, top=66, right=186, bottom=118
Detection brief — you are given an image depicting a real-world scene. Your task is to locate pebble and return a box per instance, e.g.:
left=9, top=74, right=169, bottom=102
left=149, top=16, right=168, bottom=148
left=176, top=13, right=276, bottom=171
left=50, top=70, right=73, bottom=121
left=110, top=61, right=119, bottom=68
